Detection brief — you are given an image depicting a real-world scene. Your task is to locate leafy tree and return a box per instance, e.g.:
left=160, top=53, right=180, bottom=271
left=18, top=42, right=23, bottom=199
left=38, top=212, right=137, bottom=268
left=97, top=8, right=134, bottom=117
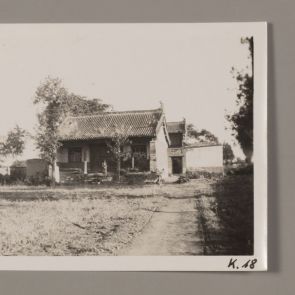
left=33, top=76, right=111, bottom=184
left=186, top=123, right=219, bottom=144
left=106, top=126, right=131, bottom=182
left=11, top=160, right=26, bottom=167
left=33, top=77, right=67, bottom=184
left=236, top=157, right=244, bottom=164
left=0, top=125, right=26, bottom=159
left=227, top=37, right=253, bottom=163
left=61, top=93, right=112, bottom=117
left=223, top=143, right=234, bottom=164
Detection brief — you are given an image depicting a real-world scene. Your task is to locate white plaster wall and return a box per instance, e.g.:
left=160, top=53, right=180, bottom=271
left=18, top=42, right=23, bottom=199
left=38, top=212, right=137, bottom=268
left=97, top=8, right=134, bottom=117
left=185, top=145, right=223, bottom=169
left=149, top=140, right=157, bottom=172
left=155, top=126, right=169, bottom=177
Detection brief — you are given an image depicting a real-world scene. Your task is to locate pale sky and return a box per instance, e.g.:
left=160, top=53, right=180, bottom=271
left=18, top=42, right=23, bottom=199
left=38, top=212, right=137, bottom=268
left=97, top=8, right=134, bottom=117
left=0, top=24, right=253, bottom=161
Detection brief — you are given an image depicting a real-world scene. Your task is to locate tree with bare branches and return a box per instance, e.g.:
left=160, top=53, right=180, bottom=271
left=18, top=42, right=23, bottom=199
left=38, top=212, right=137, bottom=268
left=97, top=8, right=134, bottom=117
left=106, top=126, right=132, bottom=182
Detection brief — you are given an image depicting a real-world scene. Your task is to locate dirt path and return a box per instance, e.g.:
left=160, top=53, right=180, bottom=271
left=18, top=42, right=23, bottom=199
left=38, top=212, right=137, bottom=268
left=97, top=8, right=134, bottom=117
left=119, top=196, right=204, bottom=256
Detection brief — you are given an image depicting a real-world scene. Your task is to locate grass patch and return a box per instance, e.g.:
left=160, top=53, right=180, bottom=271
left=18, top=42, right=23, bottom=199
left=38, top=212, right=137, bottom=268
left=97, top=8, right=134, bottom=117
left=0, top=195, right=166, bottom=256
left=0, top=182, right=203, bottom=256
left=0, top=178, right=252, bottom=256
left=196, top=174, right=254, bottom=255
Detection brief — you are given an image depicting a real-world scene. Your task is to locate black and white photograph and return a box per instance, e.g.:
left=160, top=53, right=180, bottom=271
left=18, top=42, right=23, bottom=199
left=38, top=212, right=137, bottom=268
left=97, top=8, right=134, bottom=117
left=0, top=23, right=267, bottom=271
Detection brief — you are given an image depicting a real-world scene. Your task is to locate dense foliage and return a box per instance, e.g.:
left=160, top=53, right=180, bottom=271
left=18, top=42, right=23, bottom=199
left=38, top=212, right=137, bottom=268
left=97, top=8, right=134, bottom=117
left=0, top=125, right=26, bottom=159
left=33, top=77, right=111, bottom=183
left=106, top=127, right=131, bottom=182
left=227, top=37, right=254, bottom=163
left=223, top=143, right=235, bottom=164
left=186, top=123, right=219, bottom=144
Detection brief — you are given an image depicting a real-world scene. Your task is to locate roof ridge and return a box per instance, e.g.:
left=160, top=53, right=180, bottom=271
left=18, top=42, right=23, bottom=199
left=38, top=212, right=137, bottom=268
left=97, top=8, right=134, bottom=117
left=66, top=108, right=163, bottom=119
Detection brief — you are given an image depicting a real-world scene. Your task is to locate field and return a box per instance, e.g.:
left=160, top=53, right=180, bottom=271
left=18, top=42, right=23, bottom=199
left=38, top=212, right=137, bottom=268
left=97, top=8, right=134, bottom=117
left=0, top=175, right=253, bottom=256
left=0, top=182, right=199, bottom=256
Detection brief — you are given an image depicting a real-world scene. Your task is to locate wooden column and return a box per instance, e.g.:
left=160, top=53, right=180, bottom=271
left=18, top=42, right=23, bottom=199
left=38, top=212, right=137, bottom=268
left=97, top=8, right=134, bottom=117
left=149, top=140, right=157, bottom=172
left=84, top=161, right=88, bottom=175
left=54, top=161, right=60, bottom=183
left=131, top=156, right=135, bottom=169
left=82, top=144, right=90, bottom=175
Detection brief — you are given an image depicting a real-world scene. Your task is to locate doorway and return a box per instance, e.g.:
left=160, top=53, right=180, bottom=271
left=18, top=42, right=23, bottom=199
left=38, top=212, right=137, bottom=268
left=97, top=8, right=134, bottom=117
left=171, top=157, right=183, bottom=174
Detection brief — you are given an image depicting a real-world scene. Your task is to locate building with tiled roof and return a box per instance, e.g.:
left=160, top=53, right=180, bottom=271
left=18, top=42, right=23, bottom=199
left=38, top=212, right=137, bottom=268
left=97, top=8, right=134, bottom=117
left=166, top=121, right=186, bottom=134
left=55, top=105, right=223, bottom=183
left=166, top=120, right=186, bottom=148
left=58, top=108, right=166, bottom=141
left=56, top=107, right=171, bottom=178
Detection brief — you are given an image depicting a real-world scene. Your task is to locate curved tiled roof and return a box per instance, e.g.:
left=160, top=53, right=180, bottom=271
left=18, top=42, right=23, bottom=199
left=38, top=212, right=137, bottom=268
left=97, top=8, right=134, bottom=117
left=58, top=108, right=164, bottom=141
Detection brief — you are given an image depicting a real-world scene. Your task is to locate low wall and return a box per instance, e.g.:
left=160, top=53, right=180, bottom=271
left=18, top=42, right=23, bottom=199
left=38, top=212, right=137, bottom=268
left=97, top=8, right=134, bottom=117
left=10, top=167, right=27, bottom=180
left=26, top=159, right=48, bottom=178
left=186, top=166, right=224, bottom=174
left=185, top=145, right=223, bottom=172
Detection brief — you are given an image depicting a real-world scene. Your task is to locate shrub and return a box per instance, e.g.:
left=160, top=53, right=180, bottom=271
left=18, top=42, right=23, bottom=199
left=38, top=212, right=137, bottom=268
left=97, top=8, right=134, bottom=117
left=176, top=175, right=190, bottom=183
left=0, top=173, right=27, bottom=185
left=186, top=170, right=222, bottom=179
left=125, top=171, right=162, bottom=185
left=225, top=163, right=253, bottom=176
left=214, top=174, right=254, bottom=254
left=10, top=167, right=26, bottom=182
left=185, top=170, right=200, bottom=179
left=24, top=173, right=51, bottom=186
left=0, top=174, right=11, bottom=185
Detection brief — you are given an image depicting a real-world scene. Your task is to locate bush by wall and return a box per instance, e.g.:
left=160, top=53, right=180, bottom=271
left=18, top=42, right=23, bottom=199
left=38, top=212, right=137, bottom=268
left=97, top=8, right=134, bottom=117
left=125, top=171, right=162, bottom=185
left=186, top=169, right=223, bottom=179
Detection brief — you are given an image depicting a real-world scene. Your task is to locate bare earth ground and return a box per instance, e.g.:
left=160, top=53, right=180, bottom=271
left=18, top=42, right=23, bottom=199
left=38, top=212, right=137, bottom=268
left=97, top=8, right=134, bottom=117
left=0, top=176, right=253, bottom=256
left=119, top=197, right=203, bottom=255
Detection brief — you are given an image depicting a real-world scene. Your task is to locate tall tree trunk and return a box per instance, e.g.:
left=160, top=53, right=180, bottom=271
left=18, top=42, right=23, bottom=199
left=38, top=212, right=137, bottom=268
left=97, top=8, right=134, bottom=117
left=117, top=158, right=121, bottom=182
left=51, top=165, right=56, bottom=187
left=244, top=149, right=253, bottom=164
left=50, top=161, right=56, bottom=187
